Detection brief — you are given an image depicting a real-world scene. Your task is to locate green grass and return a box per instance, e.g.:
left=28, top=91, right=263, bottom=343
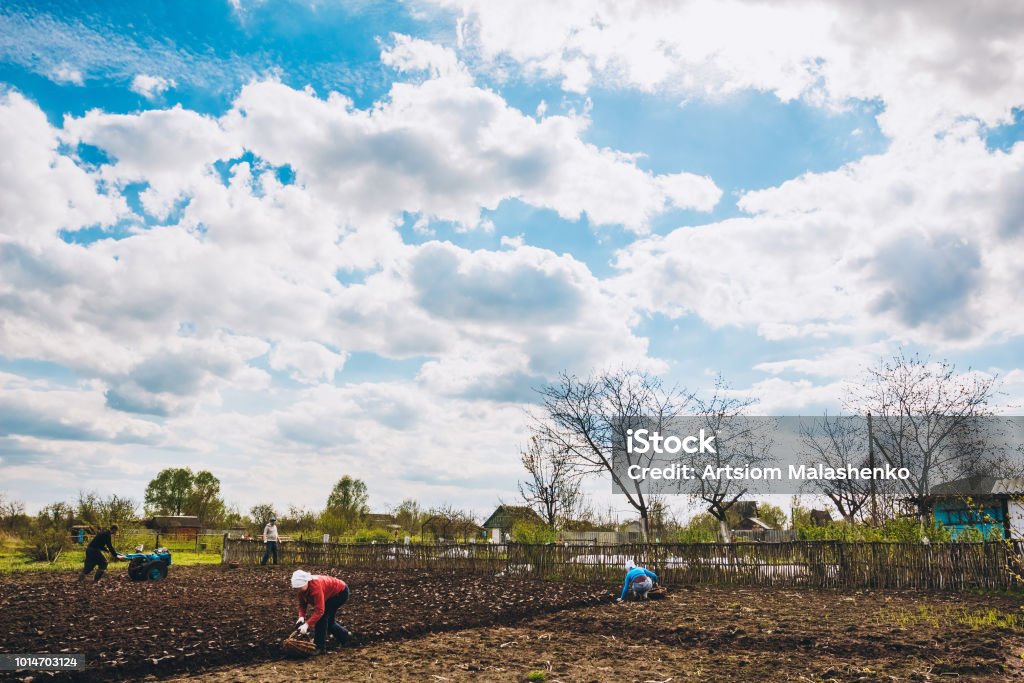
left=0, top=529, right=226, bottom=574
left=0, top=548, right=223, bottom=573
left=526, top=671, right=549, bottom=682
left=883, top=604, right=1024, bottom=631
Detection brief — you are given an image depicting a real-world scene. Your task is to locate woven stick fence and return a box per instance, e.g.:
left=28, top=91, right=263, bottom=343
left=222, top=538, right=1024, bottom=591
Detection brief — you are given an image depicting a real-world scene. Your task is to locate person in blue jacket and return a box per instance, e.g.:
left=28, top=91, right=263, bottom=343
left=617, top=560, right=658, bottom=602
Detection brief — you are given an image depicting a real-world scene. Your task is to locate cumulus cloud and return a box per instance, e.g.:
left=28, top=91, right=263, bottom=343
left=2, top=51, right=670, bottom=424
left=130, top=73, right=175, bottom=100
left=0, top=372, right=162, bottom=443
left=0, top=90, right=126, bottom=242
left=440, top=0, right=1024, bottom=138
left=269, top=341, right=348, bottom=385
left=50, top=63, right=84, bottom=85
left=611, top=130, right=1024, bottom=348
left=222, top=53, right=719, bottom=233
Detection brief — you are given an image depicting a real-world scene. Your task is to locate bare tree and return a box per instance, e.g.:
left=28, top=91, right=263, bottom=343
left=846, top=351, right=1000, bottom=516
left=799, top=415, right=873, bottom=522
left=534, top=368, right=691, bottom=539
left=684, top=377, right=775, bottom=542
left=518, top=434, right=582, bottom=528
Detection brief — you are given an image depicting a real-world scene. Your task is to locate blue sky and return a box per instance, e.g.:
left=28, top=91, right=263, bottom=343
left=1, top=1, right=1022, bottom=518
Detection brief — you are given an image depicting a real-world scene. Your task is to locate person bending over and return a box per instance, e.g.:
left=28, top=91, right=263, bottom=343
left=617, top=560, right=658, bottom=602
left=292, top=569, right=353, bottom=654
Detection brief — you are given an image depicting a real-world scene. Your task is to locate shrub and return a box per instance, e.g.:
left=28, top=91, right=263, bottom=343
left=26, top=527, right=69, bottom=562
left=526, top=671, right=548, bottom=682
left=354, top=528, right=394, bottom=543
left=510, top=521, right=556, bottom=544
left=795, top=517, right=960, bottom=543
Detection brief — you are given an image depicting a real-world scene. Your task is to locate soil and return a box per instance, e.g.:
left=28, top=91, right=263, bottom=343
left=0, top=565, right=607, bottom=681
left=3, top=567, right=1024, bottom=682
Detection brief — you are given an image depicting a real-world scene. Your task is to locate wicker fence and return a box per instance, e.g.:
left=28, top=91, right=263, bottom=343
left=222, top=537, right=1024, bottom=591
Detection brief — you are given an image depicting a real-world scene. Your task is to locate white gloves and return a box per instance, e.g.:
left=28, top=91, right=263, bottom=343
left=298, top=623, right=309, bottom=635
left=615, top=598, right=623, bottom=603
left=295, top=616, right=305, bottom=626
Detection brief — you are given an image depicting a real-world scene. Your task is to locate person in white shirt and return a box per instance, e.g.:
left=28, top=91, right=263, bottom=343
left=261, top=516, right=280, bottom=565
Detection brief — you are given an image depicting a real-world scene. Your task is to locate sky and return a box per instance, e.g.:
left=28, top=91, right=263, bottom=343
left=1, top=0, right=1023, bottom=519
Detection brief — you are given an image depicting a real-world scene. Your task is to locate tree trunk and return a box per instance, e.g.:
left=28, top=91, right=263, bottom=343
left=719, top=517, right=731, bottom=543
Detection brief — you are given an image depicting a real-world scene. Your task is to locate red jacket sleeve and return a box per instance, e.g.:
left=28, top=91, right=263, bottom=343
left=303, top=582, right=326, bottom=629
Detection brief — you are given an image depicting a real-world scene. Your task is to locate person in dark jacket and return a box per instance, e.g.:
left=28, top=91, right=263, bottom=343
left=78, top=525, right=124, bottom=583
left=291, top=569, right=353, bottom=653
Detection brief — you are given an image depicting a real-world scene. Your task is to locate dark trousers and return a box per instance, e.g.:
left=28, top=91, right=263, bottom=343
left=314, top=586, right=351, bottom=650
left=261, top=541, right=278, bottom=565
left=81, top=548, right=108, bottom=580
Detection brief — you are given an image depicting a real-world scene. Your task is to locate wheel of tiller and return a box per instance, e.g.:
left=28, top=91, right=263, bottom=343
left=128, top=558, right=147, bottom=581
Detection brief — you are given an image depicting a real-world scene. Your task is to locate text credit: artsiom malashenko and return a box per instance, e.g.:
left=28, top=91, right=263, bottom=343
left=625, top=463, right=912, bottom=482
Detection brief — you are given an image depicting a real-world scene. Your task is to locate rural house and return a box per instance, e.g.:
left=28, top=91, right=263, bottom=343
left=482, top=505, right=543, bottom=543
left=735, top=516, right=775, bottom=531
left=364, top=512, right=399, bottom=528
left=923, top=475, right=1024, bottom=539
left=809, top=509, right=833, bottom=526
left=145, top=515, right=202, bottom=539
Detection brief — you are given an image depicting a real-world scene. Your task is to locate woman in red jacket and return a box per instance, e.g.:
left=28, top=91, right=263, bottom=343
left=291, top=569, right=353, bottom=653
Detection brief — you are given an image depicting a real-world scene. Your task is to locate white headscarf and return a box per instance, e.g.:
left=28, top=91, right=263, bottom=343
left=625, top=560, right=636, bottom=570
left=290, top=569, right=313, bottom=588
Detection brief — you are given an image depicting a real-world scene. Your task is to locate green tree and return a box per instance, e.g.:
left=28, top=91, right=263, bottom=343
left=76, top=491, right=137, bottom=528
left=188, top=470, right=226, bottom=524
left=284, top=505, right=319, bottom=536
left=671, top=512, right=720, bottom=543
left=392, top=499, right=423, bottom=534
left=249, top=503, right=277, bottom=527
left=755, top=502, right=787, bottom=530
left=144, top=468, right=226, bottom=525
left=36, top=501, right=75, bottom=531
left=326, top=476, right=369, bottom=527
left=0, top=492, right=31, bottom=535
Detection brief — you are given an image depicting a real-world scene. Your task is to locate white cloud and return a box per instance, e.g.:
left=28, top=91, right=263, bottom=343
left=0, top=89, right=126, bottom=243
left=438, top=0, right=1024, bottom=139
left=222, top=68, right=719, bottom=233
left=611, top=131, right=1024, bottom=348
left=130, top=74, right=175, bottom=100
left=51, top=63, right=84, bottom=85
left=269, top=341, right=348, bottom=384
left=63, top=105, right=240, bottom=220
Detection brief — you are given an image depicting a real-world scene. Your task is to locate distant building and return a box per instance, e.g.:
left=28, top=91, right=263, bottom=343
left=364, top=513, right=398, bottom=528
left=558, top=519, right=620, bottom=545
left=145, top=515, right=202, bottom=538
left=733, top=501, right=759, bottom=520
left=482, top=505, right=544, bottom=543
left=421, top=514, right=483, bottom=543
left=619, top=520, right=644, bottom=542
left=922, top=475, right=1024, bottom=539
left=809, top=509, right=833, bottom=526
left=735, top=516, right=775, bottom=532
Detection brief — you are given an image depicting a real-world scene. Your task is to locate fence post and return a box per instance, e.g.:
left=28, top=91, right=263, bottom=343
left=221, top=533, right=229, bottom=563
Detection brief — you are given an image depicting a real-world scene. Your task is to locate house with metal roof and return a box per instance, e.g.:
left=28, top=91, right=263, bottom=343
left=923, top=475, right=1024, bottom=539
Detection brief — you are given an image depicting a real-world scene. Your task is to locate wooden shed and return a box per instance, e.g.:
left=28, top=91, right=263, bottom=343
left=145, top=515, right=202, bottom=538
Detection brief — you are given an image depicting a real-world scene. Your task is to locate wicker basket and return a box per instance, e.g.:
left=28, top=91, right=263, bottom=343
left=281, top=631, right=318, bottom=658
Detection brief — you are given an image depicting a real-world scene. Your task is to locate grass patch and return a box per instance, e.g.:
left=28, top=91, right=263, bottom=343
left=0, top=547, right=222, bottom=573
left=526, top=671, right=549, bottom=682
left=883, top=603, right=1024, bottom=631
